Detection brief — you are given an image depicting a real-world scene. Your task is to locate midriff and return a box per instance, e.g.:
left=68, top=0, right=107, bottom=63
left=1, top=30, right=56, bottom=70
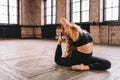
left=77, top=42, right=93, bottom=54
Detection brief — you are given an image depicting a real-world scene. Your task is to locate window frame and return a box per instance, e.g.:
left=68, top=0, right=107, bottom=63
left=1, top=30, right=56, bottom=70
left=70, top=0, right=90, bottom=23
left=103, top=0, right=120, bottom=22
left=44, top=0, right=56, bottom=25
left=0, top=0, right=19, bottom=25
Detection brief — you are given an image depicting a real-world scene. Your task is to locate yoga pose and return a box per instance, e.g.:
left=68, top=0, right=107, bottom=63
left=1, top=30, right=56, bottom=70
left=55, top=18, right=111, bottom=71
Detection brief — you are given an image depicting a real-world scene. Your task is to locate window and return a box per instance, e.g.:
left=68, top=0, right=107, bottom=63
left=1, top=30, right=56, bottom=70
left=70, top=0, right=89, bottom=23
left=81, top=0, right=89, bottom=22
left=104, top=0, right=119, bottom=21
left=45, top=0, right=56, bottom=24
left=0, top=0, right=18, bottom=24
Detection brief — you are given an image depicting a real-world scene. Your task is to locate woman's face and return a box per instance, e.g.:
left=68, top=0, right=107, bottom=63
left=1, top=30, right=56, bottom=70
left=60, top=18, right=72, bottom=36
left=61, top=25, right=70, bottom=36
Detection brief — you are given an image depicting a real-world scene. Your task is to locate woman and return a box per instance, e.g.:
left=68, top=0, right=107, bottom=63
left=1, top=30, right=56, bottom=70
left=55, top=18, right=111, bottom=71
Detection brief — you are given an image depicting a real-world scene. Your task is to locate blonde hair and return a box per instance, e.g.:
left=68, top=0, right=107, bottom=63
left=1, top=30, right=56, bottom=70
left=64, top=24, right=83, bottom=57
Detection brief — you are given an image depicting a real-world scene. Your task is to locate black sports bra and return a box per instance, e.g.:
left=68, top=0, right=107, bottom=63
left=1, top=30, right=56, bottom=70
left=73, top=32, right=93, bottom=47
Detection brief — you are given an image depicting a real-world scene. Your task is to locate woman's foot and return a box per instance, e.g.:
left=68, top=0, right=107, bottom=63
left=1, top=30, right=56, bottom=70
left=71, top=64, right=90, bottom=71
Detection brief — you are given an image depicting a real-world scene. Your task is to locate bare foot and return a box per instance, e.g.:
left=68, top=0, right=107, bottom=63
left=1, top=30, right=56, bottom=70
left=71, top=64, right=90, bottom=71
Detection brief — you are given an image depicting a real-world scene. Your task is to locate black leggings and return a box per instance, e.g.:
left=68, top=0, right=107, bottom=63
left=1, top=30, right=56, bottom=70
left=55, top=45, right=111, bottom=70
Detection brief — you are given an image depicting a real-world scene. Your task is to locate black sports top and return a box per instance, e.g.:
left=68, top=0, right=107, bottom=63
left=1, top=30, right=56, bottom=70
left=73, top=32, right=93, bottom=47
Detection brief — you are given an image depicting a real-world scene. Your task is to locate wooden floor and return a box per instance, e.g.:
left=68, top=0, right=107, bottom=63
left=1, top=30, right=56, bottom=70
left=0, top=39, right=120, bottom=80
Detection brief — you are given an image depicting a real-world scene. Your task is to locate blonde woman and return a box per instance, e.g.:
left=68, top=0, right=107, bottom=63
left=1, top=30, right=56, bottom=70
left=54, top=18, right=111, bottom=71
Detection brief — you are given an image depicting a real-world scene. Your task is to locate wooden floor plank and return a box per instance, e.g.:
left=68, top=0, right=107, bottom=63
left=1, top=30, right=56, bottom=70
left=0, top=39, right=119, bottom=80
left=0, top=62, right=28, bottom=80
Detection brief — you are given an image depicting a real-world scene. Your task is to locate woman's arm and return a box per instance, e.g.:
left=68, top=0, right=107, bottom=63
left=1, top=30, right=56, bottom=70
left=57, top=32, right=63, bottom=45
left=55, top=32, right=72, bottom=67
left=55, top=32, right=63, bottom=62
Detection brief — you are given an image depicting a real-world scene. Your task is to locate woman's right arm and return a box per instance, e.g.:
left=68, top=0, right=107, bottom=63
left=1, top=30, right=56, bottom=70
left=55, top=33, right=72, bottom=67
left=55, top=32, right=63, bottom=62
left=57, top=32, right=63, bottom=45
left=55, top=45, right=62, bottom=60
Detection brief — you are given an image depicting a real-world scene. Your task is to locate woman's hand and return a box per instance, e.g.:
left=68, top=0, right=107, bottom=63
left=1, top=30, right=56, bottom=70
left=57, top=32, right=63, bottom=45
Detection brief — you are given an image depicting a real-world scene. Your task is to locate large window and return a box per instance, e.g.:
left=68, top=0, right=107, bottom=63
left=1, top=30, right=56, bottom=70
left=45, top=0, right=56, bottom=24
left=104, top=0, right=119, bottom=21
left=70, top=0, right=89, bottom=23
left=0, top=0, right=18, bottom=24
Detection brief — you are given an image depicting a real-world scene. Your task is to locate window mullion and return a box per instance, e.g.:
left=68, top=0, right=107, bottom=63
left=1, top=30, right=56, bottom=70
left=80, top=0, right=82, bottom=23
left=103, top=0, right=105, bottom=21
left=8, top=0, right=10, bottom=24
left=70, top=0, right=72, bottom=21
left=51, top=0, right=53, bottom=24
left=17, top=0, right=19, bottom=25
left=119, top=0, right=120, bottom=21
left=44, top=1, right=46, bottom=24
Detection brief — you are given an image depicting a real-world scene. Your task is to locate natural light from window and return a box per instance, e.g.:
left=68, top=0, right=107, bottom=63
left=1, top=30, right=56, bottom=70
left=71, top=0, right=89, bottom=23
left=45, top=0, right=56, bottom=24
left=0, top=0, right=18, bottom=24
left=104, top=0, right=119, bottom=21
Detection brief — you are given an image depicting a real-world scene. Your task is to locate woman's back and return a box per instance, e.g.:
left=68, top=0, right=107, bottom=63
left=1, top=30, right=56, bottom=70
left=73, top=31, right=93, bottom=54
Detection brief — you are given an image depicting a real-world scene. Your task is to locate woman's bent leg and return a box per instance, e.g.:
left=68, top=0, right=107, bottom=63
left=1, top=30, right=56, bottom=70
left=86, top=56, right=111, bottom=70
